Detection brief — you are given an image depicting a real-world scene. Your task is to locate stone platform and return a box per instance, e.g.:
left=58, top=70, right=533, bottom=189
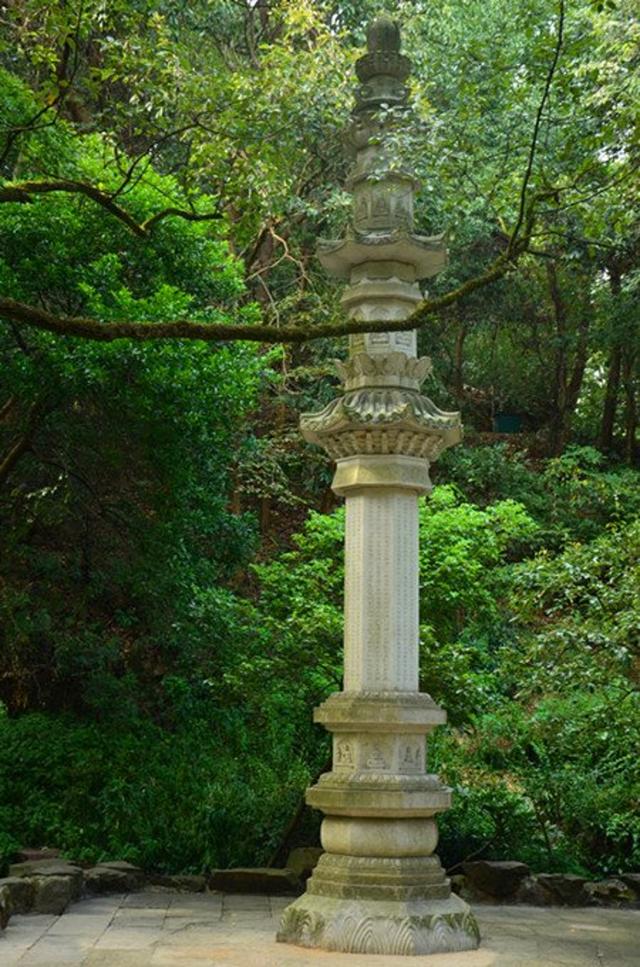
left=1, top=891, right=639, bottom=966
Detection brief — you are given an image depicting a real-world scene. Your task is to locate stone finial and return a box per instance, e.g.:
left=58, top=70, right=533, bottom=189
left=319, top=12, right=446, bottom=314
left=355, top=17, right=411, bottom=92
left=366, top=15, right=401, bottom=53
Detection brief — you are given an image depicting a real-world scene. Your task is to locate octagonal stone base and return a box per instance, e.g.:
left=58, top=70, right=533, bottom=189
left=277, top=892, right=479, bottom=956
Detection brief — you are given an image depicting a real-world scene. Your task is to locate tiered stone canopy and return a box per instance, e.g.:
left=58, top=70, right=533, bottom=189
left=277, top=16, right=479, bottom=957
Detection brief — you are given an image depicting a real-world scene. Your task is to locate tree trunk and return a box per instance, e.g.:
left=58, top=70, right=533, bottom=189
left=599, top=345, right=622, bottom=453
left=0, top=398, right=48, bottom=487
left=260, top=495, right=271, bottom=536
left=452, top=310, right=467, bottom=404
left=547, top=262, right=591, bottom=454
left=599, top=266, right=623, bottom=453
left=547, top=262, right=569, bottom=454
left=622, top=350, right=637, bottom=464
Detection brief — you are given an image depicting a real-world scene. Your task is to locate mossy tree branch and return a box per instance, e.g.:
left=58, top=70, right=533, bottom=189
left=0, top=236, right=528, bottom=345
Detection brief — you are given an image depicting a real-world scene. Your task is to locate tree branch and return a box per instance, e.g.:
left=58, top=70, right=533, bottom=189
left=0, top=239, right=524, bottom=345
left=0, top=398, right=49, bottom=487
left=507, top=0, right=564, bottom=258
left=141, top=206, right=222, bottom=232
left=0, top=180, right=221, bottom=237
left=0, top=396, right=17, bottom=422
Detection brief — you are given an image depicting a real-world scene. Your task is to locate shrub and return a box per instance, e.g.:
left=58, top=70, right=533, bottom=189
left=0, top=703, right=309, bottom=872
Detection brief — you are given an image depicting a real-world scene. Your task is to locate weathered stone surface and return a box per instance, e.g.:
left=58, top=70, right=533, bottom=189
left=456, top=880, right=494, bottom=905
left=286, top=848, right=323, bottom=882
left=84, top=866, right=128, bottom=894
left=306, top=853, right=448, bottom=903
left=84, top=862, right=144, bottom=894
left=4, top=891, right=640, bottom=965
left=32, top=874, right=75, bottom=914
left=0, top=876, right=36, bottom=914
left=9, top=859, right=83, bottom=889
left=462, top=861, right=530, bottom=899
left=278, top=892, right=479, bottom=955
left=515, top=876, right=554, bottom=906
left=15, top=848, right=61, bottom=864
left=0, top=884, right=11, bottom=929
left=535, top=873, right=587, bottom=906
left=209, top=868, right=301, bottom=895
left=97, top=861, right=145, bottom=889
left=585, top=878, right=636, bottom=906
left=449, top=873, right=465, bottom=896
left=620, top=873, right=640, bottom=897
left=321, top=816, right=438, bottom=856
left=149, top=873, right=206, bottom=892
left=303, top=396, right=461, bottom=463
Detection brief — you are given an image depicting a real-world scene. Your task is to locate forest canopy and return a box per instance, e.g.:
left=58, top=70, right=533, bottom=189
left=0, top=0, right=638, bottom=877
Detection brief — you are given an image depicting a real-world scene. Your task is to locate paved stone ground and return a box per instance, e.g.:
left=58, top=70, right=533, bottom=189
left=1, top=891, right=638, bottom=966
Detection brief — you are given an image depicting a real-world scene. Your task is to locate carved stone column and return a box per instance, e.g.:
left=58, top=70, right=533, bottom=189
left=277, top=17, right=479, bottom=957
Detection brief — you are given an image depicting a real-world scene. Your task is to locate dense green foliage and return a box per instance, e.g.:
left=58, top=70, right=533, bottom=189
left=2, top=447, right=638, bottom=875
left=0, top=1, right=638, bottom=879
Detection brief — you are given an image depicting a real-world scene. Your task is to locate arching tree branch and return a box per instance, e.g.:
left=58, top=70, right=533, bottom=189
left=0, top=234, right=528, bottom=346
left=0, top=0, right=564, bottom=348
left=0, top=180, right=221, bottom=237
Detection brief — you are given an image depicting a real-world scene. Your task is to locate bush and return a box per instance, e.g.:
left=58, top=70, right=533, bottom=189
left=437, top=688, right=640, bottom=875
left=440, top=443, right=640, bottom=545
left=0, top=703, right=309, bottom=872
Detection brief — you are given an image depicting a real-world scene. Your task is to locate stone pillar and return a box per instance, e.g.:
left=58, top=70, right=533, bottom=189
left=277, top=16, right=479, bottom=957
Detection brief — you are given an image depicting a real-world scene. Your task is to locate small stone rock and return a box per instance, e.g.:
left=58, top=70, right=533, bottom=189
left=449, top=873, right=466, bottom=896
left=149, top=874, right=206, bottom=892
left=620, top=873, right=640, bottom=898
left=585, top=878, right=636, bottom=906
left=515, top=876, right=554, bottom=906
left=96, top=861, right=145, bottom=890
left=536, top=873, right=588, bottom=906
left=458, top=881, right=494, bottom=904
left=0, top=885, right=11, bottom=929
left=0, top=876, right=36, bottom=914
left=462, top=860, right=530, bottom=899
left=209, top=867, right=301, bottom=895
left=9, top=860, right=83, bottom=892
left=15, top=848, right=61, bottom=864
left=84, top=862, right=143, bottom=894
left=286, top=848, right=323, bottom=882
left=32, top=875, right=75, bottom=915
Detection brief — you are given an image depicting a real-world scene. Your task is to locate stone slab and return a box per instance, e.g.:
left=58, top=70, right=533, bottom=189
left=621, top=872, right=640, bottom=896
left=9, top=861, right=82, bottom=881
left=463, top=861, right=530, bottom=899
left=85, top=863, right=145, bottom=894
left=32, top=874, right=78, bottom=914
left=535, top=873, right=587, bottom=905
left=0, top=876, right=36, bottom=914
left=15, top=849, right=63, bottom=864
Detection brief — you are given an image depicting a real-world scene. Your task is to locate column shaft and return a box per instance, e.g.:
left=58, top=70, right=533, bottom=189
left=344, top=488, right=419, bottom=692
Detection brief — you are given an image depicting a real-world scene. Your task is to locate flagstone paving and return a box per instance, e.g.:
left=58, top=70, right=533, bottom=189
left=1, top=891, right=638, bottom=966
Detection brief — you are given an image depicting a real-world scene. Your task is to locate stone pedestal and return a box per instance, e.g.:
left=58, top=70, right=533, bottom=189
left=277, top=16, right=479, bottom=956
